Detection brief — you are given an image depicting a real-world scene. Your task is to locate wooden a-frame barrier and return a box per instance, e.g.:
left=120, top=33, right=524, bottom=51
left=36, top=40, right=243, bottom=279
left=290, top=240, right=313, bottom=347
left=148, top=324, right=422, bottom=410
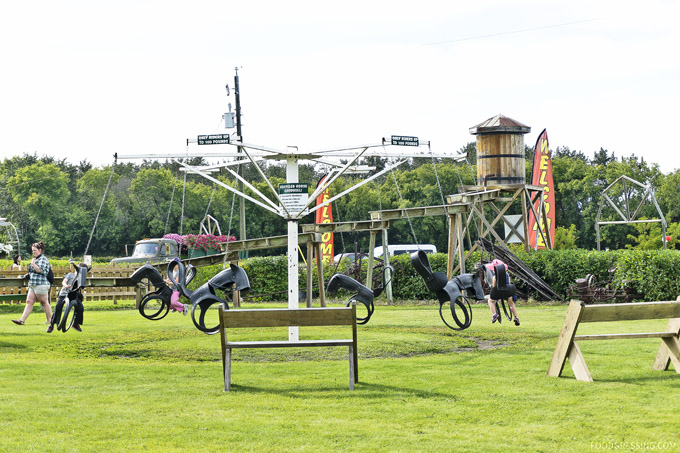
left=547, top=298, right=680, bottom=382
left=448, top=184, right=551, bottom=275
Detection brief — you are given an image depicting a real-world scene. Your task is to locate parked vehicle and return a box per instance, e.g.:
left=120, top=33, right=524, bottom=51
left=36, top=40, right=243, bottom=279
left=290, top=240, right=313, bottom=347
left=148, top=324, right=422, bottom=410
left=333, top=252, right=368, bottom=264
left=373, top=244, right=437, bottom=258
left=110, top=238, right=180, bottom=265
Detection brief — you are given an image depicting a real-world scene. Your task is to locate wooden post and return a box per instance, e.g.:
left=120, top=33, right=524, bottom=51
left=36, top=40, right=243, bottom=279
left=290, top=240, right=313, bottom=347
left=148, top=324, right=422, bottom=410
left=306, top=241, right=314, bottom=308
left=654, top=298, right=680, bottom=370
left=653, top=318, right=680, bottom=371
left=456, top=213, right=465, bottom=275
left=315, top=242, right=326, bottom=307
left=547, top=300, right=585, bottom=378
left=366, top=230, right=377, bottom=292
left=522, top=188, right=530, bottom=252
left=381, top=228, right=393, bottom=305
left=135, top=286, right=143, bottom=310
left=447, top=214, right=455, bottom=279
left=567, top=341, right=592, bottom=382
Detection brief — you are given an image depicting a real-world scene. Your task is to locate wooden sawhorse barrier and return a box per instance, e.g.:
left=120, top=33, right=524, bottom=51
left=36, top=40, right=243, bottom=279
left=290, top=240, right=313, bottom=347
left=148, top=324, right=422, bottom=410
left=548, top=299, right=680, bottom=382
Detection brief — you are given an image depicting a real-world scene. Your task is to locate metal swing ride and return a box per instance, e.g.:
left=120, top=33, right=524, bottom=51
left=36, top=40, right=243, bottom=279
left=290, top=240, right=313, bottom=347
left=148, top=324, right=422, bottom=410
left=121, top=134, right=462, bottom=340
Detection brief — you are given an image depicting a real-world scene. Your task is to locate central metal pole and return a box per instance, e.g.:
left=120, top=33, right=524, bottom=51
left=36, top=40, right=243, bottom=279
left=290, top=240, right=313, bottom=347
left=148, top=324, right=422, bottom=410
left=286, top=157, right=300, bottom=341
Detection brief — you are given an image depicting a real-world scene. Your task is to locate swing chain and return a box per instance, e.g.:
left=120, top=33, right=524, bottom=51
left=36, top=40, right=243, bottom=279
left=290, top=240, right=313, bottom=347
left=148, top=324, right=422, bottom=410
left=221, top=182, right=238, bottom=269
left=382, top=145, right=419, bottom=246
left=84, top=155, right=117, bottom=257
left=163, top=173, right=179, bottom=236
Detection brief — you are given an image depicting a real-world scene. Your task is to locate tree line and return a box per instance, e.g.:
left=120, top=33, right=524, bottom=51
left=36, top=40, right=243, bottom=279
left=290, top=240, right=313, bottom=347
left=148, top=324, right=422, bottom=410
left=0, top=145, right=677, bottom=258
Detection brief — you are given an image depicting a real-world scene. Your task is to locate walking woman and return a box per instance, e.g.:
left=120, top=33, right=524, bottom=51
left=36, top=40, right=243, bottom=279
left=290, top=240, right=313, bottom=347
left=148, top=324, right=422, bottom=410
left=12, top=242, right=52, bottom=325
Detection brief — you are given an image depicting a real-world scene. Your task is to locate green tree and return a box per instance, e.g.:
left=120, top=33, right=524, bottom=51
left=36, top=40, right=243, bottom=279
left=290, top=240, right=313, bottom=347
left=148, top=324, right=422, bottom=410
left=626, top=221, right=679, bottom=250
left=76, top=167, right=123, bottom=255
left=128, top=168, right=176, bottom=239
left=656, top=170, right=680, bottom=224
left=554, top=224, right=578, bottom=249
left=8, top=163, right=70, bottom=252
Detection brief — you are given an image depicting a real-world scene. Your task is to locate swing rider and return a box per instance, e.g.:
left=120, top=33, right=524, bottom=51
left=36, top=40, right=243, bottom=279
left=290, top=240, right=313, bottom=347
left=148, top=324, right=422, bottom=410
left=130, top=263, right=177, bottom=321
left=130, top=259, right=250, bottom=334
left=47, top=261, right=89, bottom=333
left=482, top=259, right=520, bottom=326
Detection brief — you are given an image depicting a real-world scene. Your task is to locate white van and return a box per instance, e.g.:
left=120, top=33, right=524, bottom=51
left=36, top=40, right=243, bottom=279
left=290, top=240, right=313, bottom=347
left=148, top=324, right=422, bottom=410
left=373, top=244, right=437, bottom=258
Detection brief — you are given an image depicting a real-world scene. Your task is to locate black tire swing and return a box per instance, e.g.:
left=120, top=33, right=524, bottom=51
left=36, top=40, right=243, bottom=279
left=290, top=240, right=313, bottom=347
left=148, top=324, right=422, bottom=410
left=51, top=261, right=90, bottom=333
left=131, top=174, right=250, bottom=335
left=494, top=300, right=513, bottom=323
left=411, top=250, right=484, bottom=330
left=440, top=294, right=474, bottom=331
left=489, top=263, right=517, bottom=322
left=58, top=299, right=77, bottom=332
left=326, top=264, right=393, bottom=325
left=325, top=186, right=393, bottom=325
left=383, top=146, right=481, bottom=330
left=130, top=264, right=176, bottom=321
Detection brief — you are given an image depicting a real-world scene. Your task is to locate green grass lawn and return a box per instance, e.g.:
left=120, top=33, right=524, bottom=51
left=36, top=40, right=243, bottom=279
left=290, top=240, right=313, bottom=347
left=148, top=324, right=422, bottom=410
left=1, top=301, right=679, bottom=452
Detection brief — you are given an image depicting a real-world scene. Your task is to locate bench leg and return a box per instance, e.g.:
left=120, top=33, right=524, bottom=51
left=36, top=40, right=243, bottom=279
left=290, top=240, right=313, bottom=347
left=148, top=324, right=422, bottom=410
left=348, top=346, right=355, bottom=390
left=547, top=300, right=584, bottom=377
left=224, top=348, right=232, bottom=391
left=568, top=341, right=593, bottom=382
left=660, top=337, right=680, bottom=373
left=653, top=319, right=680, bottom=371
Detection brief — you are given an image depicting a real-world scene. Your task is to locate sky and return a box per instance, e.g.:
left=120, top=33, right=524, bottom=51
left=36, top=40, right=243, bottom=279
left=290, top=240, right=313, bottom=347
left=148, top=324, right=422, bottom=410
left=1, top=0, right=679, bottom=173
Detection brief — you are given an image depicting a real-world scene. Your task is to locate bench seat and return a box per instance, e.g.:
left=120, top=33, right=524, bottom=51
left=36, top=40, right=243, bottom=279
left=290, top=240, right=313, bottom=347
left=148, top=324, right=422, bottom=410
left=226, top=339, right=355, bottom=348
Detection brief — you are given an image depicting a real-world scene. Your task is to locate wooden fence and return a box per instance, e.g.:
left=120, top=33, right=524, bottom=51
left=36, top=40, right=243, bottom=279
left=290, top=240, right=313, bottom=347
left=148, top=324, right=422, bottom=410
left=0, top=266, right=138, bottom=305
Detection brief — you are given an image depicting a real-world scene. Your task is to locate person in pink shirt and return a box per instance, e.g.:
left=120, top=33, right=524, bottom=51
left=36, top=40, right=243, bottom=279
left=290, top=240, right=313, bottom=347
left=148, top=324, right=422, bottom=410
left=483, top=259, right=520, bottom=326
left=164, top=261, right=187, bottom=315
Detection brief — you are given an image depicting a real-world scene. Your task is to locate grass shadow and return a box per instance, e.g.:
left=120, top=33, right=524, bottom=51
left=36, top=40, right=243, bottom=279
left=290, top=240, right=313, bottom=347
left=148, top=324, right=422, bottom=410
left=224, top=380, right=454, bottom=399
left=0, top=340, right=28, bottom=350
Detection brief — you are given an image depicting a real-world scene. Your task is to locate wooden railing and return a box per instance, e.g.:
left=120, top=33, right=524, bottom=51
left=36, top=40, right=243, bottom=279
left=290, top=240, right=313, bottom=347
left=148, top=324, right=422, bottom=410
left=0, top=266, right=140, bottom=304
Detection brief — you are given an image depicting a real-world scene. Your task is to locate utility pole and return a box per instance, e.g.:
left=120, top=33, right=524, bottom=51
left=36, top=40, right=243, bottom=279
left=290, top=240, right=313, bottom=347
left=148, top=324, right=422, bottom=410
left=234, top=68, right=248, bottom=258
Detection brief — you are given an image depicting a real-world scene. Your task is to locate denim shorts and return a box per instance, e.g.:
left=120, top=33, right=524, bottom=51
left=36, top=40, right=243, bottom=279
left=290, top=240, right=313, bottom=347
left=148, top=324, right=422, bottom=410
left=29, top=284, right=51, bottom=296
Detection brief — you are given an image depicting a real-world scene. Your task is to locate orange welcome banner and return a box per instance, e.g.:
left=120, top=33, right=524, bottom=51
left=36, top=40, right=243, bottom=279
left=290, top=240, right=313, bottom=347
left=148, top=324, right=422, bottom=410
left=315, top=175, right=334, bottom=264
left=528, top=129, right=555, bottom=249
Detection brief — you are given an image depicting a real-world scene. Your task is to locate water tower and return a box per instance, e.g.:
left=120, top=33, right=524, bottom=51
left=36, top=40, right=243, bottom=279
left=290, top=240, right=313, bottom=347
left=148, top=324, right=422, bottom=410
left=469, top=114, right=531, bottom=187
left=454, top=114, right=552, bottom=252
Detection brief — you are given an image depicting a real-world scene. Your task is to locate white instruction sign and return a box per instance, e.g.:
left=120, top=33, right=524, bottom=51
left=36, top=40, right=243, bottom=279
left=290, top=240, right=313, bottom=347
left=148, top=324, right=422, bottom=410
left=278, top=183, right=309, bottom=216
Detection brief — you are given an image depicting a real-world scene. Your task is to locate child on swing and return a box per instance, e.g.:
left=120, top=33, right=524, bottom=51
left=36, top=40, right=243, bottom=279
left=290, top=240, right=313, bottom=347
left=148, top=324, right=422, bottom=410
left=484, top=259, right=520, bottom=326
left=165, top=258, right=188, bottom=315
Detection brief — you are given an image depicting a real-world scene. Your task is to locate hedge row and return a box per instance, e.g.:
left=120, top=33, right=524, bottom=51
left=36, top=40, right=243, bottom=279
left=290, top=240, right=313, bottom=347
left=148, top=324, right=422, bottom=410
left=188, top=249, right=680, bottom=303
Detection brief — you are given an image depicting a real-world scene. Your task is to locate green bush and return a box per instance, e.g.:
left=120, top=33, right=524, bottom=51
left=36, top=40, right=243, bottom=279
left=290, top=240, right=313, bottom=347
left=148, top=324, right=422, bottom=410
left=187, top=249, right=680, bottom=303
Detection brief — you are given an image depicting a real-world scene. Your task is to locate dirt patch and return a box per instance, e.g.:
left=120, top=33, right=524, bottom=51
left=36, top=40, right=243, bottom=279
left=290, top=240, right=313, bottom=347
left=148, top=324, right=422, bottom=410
left=457, top=337, right=510, bottom=352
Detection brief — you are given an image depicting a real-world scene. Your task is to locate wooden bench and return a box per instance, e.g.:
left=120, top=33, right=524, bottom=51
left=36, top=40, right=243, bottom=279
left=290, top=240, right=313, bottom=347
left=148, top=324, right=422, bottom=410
left=219, top=303, right=358, bottom=391
left=548, top=299, right=680, bottom=382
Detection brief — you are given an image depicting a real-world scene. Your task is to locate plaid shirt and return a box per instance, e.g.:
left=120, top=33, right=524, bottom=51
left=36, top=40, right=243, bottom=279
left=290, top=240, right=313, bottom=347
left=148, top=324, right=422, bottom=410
left=28, top=255, right=50, bottom=286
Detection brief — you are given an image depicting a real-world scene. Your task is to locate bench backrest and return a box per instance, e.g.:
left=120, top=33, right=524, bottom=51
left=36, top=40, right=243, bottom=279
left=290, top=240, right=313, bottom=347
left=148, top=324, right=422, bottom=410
left=579, top=300, right=680, bottom=323
left=219, top=305, right=356, bottom=329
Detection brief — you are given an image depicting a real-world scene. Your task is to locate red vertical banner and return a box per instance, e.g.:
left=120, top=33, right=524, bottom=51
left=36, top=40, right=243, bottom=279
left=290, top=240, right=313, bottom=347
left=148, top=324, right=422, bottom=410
left=315, top=175, right=334, bottom=264
left=528, top=129, right=555, bottom=249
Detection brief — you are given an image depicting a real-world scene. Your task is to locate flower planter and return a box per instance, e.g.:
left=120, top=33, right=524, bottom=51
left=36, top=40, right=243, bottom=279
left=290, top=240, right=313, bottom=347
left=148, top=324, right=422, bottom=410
left=188, top=248, right=220, bottom=258
left=189, top=248, right=206, bottom=258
